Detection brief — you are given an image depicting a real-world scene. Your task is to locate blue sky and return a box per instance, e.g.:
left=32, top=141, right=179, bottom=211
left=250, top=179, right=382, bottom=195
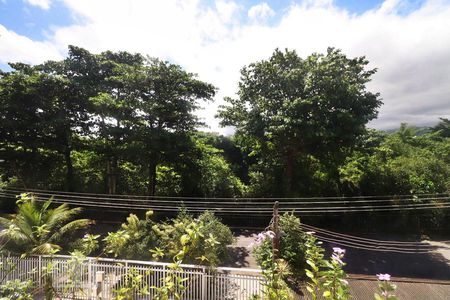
left=0, top=0, right=448, bottom=132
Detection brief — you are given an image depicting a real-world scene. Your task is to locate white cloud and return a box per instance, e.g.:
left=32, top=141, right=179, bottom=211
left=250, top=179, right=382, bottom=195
left=0, top=24, right=62, bottom=64
left=248, top=2, right=275, bottom=22
left=23, top=0, right=51, bottom=10
left=0, top=0, right=449, bottom=132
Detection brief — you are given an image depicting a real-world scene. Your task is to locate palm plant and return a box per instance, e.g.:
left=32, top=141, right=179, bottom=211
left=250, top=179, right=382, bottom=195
left=0, top=193, right=93, bottom=255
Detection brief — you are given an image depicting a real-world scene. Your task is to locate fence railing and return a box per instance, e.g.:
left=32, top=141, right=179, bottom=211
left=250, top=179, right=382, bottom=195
left=0, top=255, right=264, bottom=299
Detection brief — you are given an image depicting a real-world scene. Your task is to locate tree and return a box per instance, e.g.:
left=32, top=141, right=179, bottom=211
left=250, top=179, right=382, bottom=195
left=218, top=48, right=382, bottom=196
left=132, top=58, right=216, bottom=195
left=0, top=63, right=59, bottom=188
left=432, top=118, right=450, bottom=138
left=0, top=193, right=93, bottom=255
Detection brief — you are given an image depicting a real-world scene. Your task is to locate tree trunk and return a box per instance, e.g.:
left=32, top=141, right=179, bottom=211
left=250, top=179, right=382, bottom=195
left=64, top=146, right=74, bottom=192
left=283, top=148, right=296, bottom=197
left=106, top=156, right=118, bottom=194
left=148, top=161, right=157, bottom=196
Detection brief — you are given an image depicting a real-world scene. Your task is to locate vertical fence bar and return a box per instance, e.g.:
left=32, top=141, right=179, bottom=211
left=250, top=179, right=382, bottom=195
left=201, top=267, right=206, bottom=300
left=87, top=258, right=92, bottom=299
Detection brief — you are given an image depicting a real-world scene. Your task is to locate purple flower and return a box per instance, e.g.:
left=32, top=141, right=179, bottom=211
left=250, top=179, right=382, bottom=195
left=331, top=254, right=344, bottom=265
left=255, top=233, right=266, bottom=245
left=377, top=273, right=391, bottom=281
left=333, top=247, right=346, bottom=255
left=265, top=230, right=275, bottom=239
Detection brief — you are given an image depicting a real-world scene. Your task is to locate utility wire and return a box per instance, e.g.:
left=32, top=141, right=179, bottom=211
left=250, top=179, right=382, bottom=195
left=301, top=223, right=432, bottom=247
left=1, top=191, right=449, bottom=214
left=3, top=187, right=448, bottom=201
left=2, top=188, right=449, bottom=206
left=306, top=233, right=433, bottom=254
left=1, top=191, right=450, bottom=212
left=0, top=191, right=443, bottom=253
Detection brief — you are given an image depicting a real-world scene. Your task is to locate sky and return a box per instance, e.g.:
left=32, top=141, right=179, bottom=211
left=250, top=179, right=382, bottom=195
left=0, top=0, right=449, bottom=134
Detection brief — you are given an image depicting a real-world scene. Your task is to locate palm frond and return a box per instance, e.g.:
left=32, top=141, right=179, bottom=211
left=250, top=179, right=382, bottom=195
left=48, top=219, right=94, bottom=242
left=45, top=205, right=83, bottom=231
left=30, top=243, right=61, bottom=255
left=0, top=216, right=13, bottom=227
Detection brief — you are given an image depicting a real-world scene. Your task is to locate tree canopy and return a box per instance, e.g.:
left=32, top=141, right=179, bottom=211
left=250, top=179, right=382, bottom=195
left=218, top=48, right=382, bottom=196
left=0, top=46, right=448, bottom=211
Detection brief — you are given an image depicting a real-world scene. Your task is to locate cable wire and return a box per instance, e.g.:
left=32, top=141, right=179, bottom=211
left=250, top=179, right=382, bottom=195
left=3, top=186, right=448, bottom=201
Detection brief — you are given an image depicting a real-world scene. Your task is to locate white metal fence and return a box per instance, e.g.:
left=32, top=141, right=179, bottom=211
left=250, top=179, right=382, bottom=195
left=0, top=255, right=264, bottom=299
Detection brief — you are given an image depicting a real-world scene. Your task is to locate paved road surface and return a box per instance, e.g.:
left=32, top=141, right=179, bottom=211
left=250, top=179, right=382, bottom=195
left=225, top=229, right=450, bottom=281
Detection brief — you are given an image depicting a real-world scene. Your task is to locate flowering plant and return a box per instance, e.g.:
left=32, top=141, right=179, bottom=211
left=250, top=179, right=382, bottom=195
left=304, top=233, right=350, bottom=300
left=251, top=230, right=292, bottom=300
left=374, top=273, right=399, bottom=300
left=321, top=247, right=350, bottom=299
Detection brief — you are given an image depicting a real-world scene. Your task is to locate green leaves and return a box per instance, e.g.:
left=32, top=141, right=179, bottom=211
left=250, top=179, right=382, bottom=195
left=218, top=47, right=381, bottom=196
left=0, top=194, right=93, bottom=255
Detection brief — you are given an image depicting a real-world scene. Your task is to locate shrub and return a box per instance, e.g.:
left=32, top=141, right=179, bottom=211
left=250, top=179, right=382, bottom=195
left=153, top=210, right=234, bottom=266
left=254, top=213, right=307, bottom=279
left=104, top=209, right=234, bottom=266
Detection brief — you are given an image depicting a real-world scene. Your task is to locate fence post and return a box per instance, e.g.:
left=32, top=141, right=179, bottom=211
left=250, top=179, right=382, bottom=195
left=96, top=271, right=105, bottom=300
left=272, top=201, right=280, bottom=259
left=38, top=256, right=42, bottom=291
left=88, top=258, right=92, bottom=299
left=201, top=267, right=207, bottom=300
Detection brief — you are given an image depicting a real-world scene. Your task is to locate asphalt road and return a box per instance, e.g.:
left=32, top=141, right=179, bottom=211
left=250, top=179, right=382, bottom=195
left=225, top=229, right=450, bottom=281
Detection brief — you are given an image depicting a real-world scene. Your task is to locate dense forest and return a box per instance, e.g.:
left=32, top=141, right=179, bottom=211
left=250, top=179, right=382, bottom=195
left=0, top=46, right=449, bottom=199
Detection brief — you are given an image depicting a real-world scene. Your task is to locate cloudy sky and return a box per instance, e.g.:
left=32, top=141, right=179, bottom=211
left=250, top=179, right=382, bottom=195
left=1, top=0, right=449, bottom=134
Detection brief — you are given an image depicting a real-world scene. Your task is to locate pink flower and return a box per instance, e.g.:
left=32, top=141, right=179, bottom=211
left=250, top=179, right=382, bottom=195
left=377, top=273, right=391, bottom=281
left=331, top=254, right=344, bottom=265
left=255, top=233, right=266, bottom=245
left=265, top=231, right=275, bottom=239
left=254, top=230, right=275, bottom=245
left=333, top=247, right=346, bottom=255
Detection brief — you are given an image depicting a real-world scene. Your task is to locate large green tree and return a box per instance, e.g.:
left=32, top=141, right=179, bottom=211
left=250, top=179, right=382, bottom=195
left=0, top=64, right=61, bottom=188
left=131, top=58, right=216, bottom=195
left=218, top=48, right=382, bottom=196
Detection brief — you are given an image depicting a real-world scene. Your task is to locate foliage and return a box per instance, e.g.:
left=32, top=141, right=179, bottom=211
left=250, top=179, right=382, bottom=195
left=152, top=210, right=234, bottom=266
left=0, top=193, right=93, bottom=255
left=151, top=220, right=206, bottom=300
left=103, top=209, right=233, bottom=265
left=104, top=211, right=157, bottom=259
left=254, top=213, right=307, bottom=279
left=218, top=47, right=381, bottom=196
left=195, top=139, right=246, bottom=197
left=0, top=279, right=33, bottom=300
left=304, top=233, right=350, bottom=300
left=374, top=274, right=399, bottom=300
left=112, top=268, right=151, bottom=300
left=253, top=234, right=292, bottom=300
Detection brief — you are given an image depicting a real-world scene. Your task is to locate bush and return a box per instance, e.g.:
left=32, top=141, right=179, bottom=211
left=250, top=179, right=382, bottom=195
left=104, top=209, right=234, bottom=266
left=103, top=211, right=158, bottom=260
left=0, top=279, right=33, bottom=300
left=254, top=213, right=307, bottom=279
left=153, top=210, right=234, bottom=266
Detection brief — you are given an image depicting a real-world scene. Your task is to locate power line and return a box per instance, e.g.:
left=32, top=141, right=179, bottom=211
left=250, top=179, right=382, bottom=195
left=301, top=223, right=432, bottom=247
left=306, top=233, right=433, bottom=254
left=2, top=188, right=449, bottom=206
left=3, top=186, right=448, bottom=201
left=0, top=191, right=442, bottom=253
left=1, top=191, right=450, bottom=214
left=2, top=191, right=450, bottom=212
